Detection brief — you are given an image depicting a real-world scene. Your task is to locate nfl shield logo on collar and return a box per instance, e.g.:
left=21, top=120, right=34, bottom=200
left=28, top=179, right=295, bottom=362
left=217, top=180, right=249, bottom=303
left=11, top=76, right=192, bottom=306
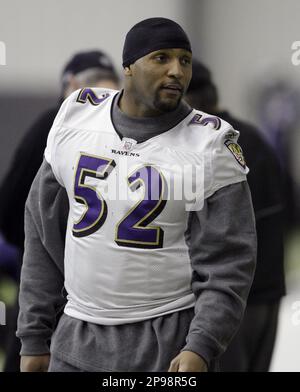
left=122, top=138, right=137, bottom=152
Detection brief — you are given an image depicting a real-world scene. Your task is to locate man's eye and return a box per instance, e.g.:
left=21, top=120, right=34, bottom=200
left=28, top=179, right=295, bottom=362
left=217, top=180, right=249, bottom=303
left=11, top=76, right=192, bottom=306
left=154, top=55, right=167, bottom=62
left=181, top=58, right=191, bottom=65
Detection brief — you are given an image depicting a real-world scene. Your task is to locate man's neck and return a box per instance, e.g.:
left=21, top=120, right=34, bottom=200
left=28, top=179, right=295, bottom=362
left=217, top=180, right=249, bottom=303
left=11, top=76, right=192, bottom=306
left=111, top=91, right=193, bottom=143
left=119, top=89, right=166, bottom=118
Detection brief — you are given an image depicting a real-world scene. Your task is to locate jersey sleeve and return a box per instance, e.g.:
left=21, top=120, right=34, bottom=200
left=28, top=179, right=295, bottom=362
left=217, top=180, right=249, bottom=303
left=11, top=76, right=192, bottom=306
left=45, top=95, right=70, bottom=165
left=44, top=87, right=114, bottom=185
left=44, top=89, right=81, bottom=184
left=208, top=127, right=248, bottom=198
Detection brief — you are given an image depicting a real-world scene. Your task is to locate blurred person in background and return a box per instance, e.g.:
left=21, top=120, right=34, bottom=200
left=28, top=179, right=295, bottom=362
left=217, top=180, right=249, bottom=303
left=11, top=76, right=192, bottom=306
left=0, top=50, right=119, bottom=371
left=0, top=233, right=21, bottom=357
left=0, top=234, right=21, bottom=283
left=0, top=50, right=119, bottom=254
left=257, top=81, right=300, bottom=231
left=185, top=60, right=286, bottom=372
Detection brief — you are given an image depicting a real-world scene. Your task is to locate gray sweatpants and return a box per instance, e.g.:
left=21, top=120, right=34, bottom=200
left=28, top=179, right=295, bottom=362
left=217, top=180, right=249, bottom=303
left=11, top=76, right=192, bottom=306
left=49, top=356, right=85, bottom=372
left=49, top=308, right=214, bottom=372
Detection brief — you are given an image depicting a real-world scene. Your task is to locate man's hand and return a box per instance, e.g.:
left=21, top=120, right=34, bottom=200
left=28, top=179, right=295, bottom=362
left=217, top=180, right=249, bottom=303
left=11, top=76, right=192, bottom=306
left=168, top=351, right=208, bottom=372
left=20, top=355, right=50, bottom=372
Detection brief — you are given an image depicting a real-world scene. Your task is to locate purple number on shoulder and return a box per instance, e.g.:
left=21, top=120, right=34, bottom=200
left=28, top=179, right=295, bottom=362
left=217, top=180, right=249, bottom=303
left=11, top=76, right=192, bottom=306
left=189, top=113, right=221, bottom=130
left=76, top=88, right=110, bottom=106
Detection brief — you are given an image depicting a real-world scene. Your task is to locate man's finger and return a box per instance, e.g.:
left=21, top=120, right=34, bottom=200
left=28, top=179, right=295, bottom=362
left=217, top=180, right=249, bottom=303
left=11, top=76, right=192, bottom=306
left=168, top=359, right=179, bottom=372
left=178, top=363, right=189, bottom=372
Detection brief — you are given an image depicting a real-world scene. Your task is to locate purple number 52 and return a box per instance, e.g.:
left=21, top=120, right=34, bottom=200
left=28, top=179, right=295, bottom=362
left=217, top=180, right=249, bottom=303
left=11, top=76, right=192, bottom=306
left=72, top=153, right=167, bottom=249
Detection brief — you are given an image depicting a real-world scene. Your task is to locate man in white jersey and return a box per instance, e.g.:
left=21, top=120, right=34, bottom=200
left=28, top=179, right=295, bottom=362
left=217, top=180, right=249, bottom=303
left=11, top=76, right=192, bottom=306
left=17, top=18, right=256, bottom=372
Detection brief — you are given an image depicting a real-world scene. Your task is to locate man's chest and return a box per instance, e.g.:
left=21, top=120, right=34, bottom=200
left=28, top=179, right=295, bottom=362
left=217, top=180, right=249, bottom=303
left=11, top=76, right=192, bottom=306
left=56, top=128, right=206, bottom=245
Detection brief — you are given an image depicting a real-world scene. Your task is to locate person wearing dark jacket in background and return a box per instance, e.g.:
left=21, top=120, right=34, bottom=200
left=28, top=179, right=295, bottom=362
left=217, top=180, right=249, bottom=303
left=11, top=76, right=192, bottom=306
left=185, top=60, right=286, bottom=372
left=0, top=50, right=119, bottom=371
left=0, top=50, right=119, bottom=252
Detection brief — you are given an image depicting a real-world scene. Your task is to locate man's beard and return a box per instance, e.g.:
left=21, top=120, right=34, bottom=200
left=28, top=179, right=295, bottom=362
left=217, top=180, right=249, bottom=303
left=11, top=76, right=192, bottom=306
left=153, top=89, right=182, bottom=113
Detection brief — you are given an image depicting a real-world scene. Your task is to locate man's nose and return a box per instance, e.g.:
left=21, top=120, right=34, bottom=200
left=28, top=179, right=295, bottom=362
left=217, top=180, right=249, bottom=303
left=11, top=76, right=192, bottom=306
left=167, top=59, right=184, bottom=78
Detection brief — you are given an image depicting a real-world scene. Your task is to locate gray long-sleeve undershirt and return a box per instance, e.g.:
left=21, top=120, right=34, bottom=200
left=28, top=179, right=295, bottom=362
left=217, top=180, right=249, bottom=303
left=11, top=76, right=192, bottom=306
left=17, top=95, right=256, bottom=370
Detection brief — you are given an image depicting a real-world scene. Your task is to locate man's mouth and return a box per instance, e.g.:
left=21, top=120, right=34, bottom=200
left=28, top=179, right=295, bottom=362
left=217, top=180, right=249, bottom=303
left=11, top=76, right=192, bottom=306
left=161, top=83, right=183, bottom=94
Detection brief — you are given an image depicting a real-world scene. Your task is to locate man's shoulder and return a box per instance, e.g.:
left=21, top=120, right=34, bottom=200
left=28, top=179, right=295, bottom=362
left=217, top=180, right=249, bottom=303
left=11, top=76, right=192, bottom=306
left=64, top=87, right=118, bottom=116
left=54, top=88, right=119, bottom=131
left=155, top=109, right=238, bottom=159
left=69, top=87, right=118, bottom=107
left=181, top=109, right=238, bottom=150
left=188, top=109, right=233, bottom=133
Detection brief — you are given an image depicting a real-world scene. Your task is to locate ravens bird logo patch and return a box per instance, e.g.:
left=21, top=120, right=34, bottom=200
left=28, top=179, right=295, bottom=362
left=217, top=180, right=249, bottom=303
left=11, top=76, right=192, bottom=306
left=224, top=140, right=246, bottom=169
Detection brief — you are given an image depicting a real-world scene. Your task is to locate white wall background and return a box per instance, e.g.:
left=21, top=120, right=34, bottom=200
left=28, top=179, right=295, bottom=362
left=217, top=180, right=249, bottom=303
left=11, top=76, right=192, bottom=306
left=1, top=0, right=300, bottom=121
left=193, top=0, right=300, bottom=122
left=0, top=0, right=193, bottom=94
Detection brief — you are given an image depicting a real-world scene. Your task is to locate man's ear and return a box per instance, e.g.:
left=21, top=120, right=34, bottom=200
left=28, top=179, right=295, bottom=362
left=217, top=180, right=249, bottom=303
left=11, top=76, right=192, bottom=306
left=124, top=66, right=132, bottom=76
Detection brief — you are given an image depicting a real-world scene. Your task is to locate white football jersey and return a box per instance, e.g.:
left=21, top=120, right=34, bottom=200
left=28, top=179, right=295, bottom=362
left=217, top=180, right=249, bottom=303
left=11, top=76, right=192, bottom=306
left=45, top=88, right=248, bottom=325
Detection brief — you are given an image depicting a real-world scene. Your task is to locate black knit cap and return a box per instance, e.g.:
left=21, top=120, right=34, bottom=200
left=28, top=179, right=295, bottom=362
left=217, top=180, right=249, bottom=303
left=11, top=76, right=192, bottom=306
left=122, top=17, right=192, bottom=68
